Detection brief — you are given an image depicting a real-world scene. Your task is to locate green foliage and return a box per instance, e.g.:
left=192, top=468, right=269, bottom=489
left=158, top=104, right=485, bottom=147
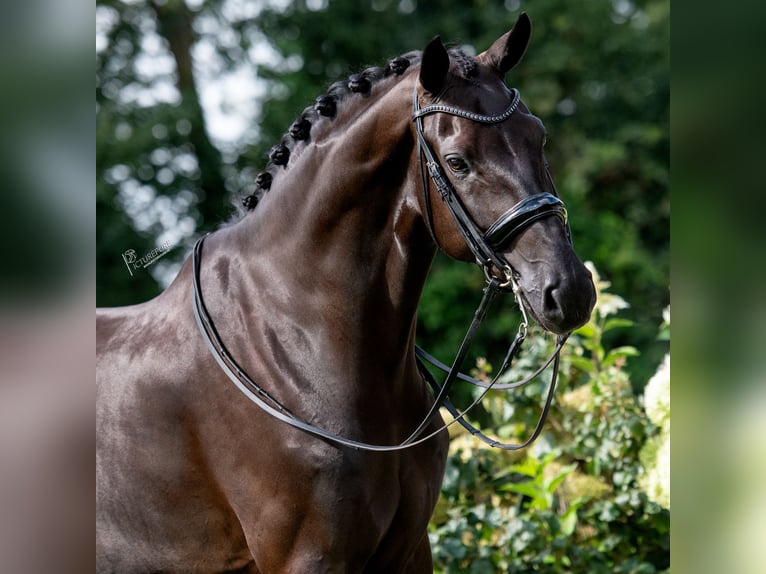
left=429, top=264, right=669, bottom=573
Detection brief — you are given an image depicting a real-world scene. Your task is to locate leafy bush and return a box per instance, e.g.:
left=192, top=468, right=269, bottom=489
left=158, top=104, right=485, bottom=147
left=429, top=264, right=670, bottom=573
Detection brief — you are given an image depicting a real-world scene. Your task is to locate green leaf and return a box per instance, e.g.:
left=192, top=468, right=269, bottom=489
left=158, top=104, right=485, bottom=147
left=560, top=497, right=588, bottom=538
left=573, top=323, right=597, bottom=339
left=603, top=317, right=634, bottom=332
left=509, top=458, right=541, bottom=478
left=569, top=356, right=596, bottom=374
left=603, top=346, right=640, bottom=366
left=560, top=507, right=578, bottom=536
left=502, top=481, right=540, bottom=499
left=547, top=464, right=576, bottom=493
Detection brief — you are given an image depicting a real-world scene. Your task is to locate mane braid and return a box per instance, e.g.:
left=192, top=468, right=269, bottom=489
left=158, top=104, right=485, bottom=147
left=231, top=52, right=422, bottom=220
left=449, top=48, right=479, bottom=79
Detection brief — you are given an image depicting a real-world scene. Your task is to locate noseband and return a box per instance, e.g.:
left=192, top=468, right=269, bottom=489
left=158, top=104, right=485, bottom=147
left=412, top=86, right=570, bottom=286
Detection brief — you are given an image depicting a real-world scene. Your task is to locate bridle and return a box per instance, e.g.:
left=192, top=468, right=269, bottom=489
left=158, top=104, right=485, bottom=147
left=408, top=84, right=571, bottom=449
left=411, top=85, right=570, bottom=288
left=191, top=83, right=573, bottom=452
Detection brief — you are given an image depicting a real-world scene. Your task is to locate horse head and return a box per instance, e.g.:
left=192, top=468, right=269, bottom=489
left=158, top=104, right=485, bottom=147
left=413, top=13, right=596, bottom=334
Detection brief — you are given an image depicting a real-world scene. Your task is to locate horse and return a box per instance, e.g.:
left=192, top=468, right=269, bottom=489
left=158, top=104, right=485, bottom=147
left=96, top=13, right=595, bottom=573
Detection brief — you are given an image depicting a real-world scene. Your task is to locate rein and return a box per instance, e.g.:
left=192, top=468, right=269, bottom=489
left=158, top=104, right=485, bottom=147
left=193, top=237, right=563, bottom=452
left=191, top=83, right=572, bottom=452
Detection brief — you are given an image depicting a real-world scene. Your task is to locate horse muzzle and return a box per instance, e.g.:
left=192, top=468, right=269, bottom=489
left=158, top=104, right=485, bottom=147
left=514, top=255, right=596, bottom=335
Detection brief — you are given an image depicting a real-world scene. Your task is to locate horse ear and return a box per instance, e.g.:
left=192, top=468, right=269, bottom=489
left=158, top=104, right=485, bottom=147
left=478, top=12, right=532, bottom=77
left=419, top=36, right=450, bottom=95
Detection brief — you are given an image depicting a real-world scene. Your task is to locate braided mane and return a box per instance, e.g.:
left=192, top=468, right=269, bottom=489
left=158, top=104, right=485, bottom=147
left=232, top=47, right=478, bottom=218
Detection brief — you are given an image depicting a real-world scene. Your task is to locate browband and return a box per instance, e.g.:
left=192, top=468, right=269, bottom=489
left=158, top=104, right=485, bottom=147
left=412, top=89, right=521, bottom=123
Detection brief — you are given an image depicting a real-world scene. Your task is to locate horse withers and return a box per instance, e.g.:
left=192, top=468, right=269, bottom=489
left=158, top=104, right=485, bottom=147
left=97, top=13, right=595, bottom=573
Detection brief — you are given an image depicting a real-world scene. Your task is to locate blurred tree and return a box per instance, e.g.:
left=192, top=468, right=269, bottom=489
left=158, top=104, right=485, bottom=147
left=97, top=0, right=246, bottom=305
left=96, top=0, right=668, bottom=381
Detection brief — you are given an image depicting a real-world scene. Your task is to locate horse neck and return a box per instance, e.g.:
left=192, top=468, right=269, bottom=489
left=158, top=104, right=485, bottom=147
left=221, top=77, right=435, bottom=365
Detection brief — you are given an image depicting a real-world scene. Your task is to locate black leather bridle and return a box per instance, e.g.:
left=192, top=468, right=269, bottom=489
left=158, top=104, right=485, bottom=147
left=411, top=86, right=570, bottom=288
left=191, top=85, right=571, bottom=452
left=408, top=85, right=571, bottom=449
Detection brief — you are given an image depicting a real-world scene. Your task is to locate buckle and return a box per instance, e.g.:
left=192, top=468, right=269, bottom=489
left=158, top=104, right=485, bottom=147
left=482, top=263, right=514, bottom=290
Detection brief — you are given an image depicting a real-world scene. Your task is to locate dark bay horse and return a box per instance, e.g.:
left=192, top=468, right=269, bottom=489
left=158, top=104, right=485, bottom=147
left=97, top=13, right=595, bottom=573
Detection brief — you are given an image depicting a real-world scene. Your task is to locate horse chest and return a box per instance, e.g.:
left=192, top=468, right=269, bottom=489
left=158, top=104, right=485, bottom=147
left=211, top=436, right=447, bottom=571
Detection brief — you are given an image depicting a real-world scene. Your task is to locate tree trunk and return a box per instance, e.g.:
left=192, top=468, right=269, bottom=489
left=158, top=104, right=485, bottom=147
left=150, top=0, right=229, bottom=228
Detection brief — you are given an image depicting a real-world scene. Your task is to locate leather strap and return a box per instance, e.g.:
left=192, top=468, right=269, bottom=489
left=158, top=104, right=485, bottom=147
left=417, top=340, right=564, bottom=450
left=192, top=235, right=549, bottom=452
left=484, top=193, right=567, bottom=250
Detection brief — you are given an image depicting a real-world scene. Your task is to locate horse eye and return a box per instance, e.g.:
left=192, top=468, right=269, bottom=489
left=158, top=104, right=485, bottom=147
left=445, top=156, right=468, bottom=173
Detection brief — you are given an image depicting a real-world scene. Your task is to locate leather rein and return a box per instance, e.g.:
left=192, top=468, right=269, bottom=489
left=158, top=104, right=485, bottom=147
left=191, top=85, right=571, bottom=452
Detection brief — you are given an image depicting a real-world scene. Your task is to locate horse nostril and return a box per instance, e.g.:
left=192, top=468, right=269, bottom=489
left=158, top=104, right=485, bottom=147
left=540, top=283, right=567, bottom=327
left=540, top=275, right=596, bottom=333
